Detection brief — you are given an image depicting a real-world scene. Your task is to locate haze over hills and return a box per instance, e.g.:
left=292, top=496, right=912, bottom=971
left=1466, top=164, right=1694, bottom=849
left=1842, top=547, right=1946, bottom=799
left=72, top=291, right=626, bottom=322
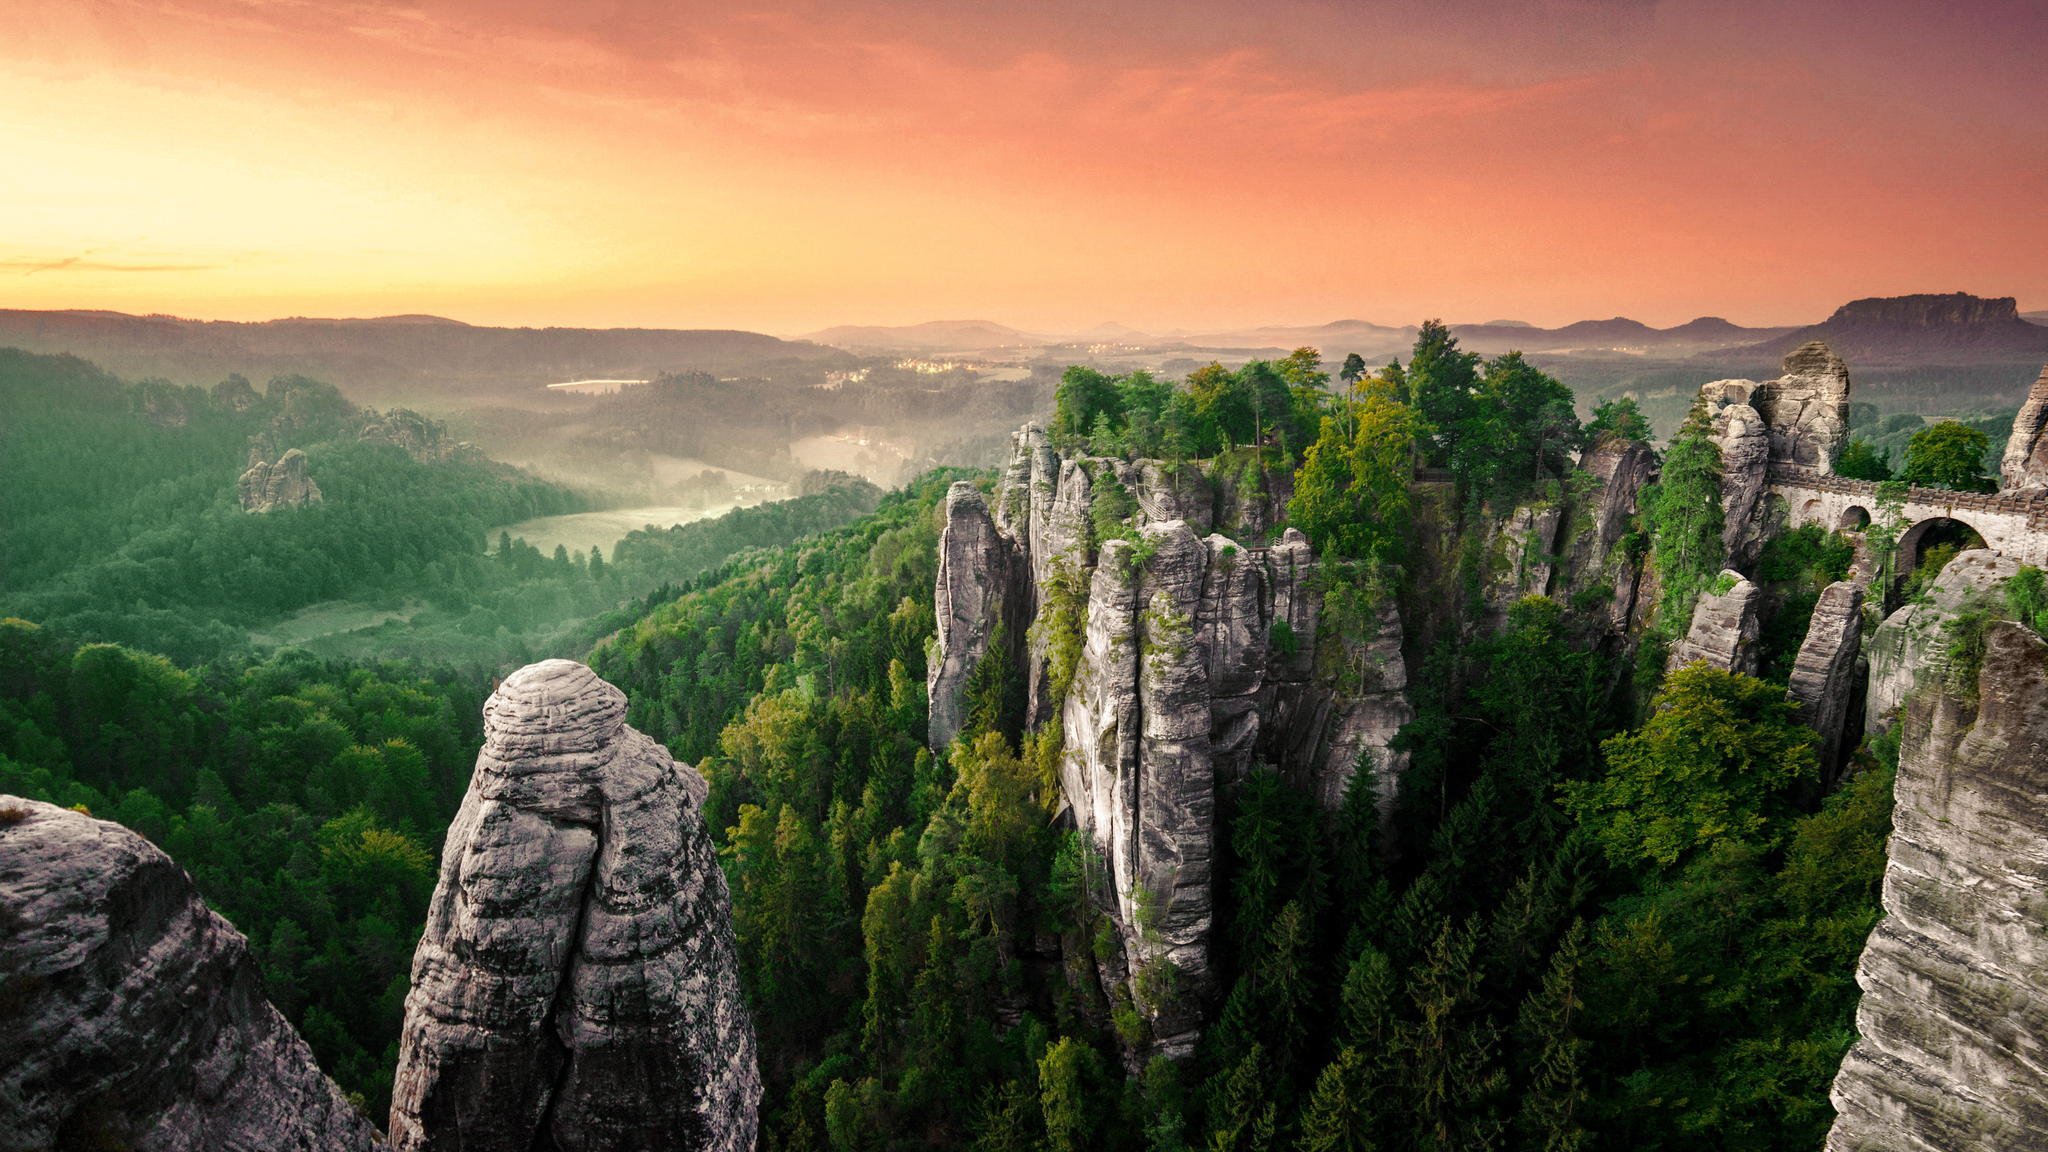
left=1717, top=293, right=2048, bottom=366
left=0, top=308, right=837, bottom=406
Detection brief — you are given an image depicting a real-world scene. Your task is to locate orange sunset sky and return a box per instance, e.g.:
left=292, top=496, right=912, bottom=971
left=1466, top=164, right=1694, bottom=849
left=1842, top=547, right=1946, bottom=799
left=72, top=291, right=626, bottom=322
left=3, top=0, right=2044, bottom=334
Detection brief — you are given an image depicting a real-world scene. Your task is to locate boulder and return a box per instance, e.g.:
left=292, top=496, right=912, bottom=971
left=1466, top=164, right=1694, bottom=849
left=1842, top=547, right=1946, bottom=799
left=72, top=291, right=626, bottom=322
left=927, top=482, right=1019, bottom=752
left=1998, top=364, right=2048, bottom=491
left=238, top=448, right=322, bottom=513
left=0, top=797, right=382, bottom=1152
left=1752, top=341, right=1852, bottom=471
left=1865, top=549, right=2019, bottom=731
left=1826, top=622, right=2048, bottom=1151
left=1785, top=581, right=1864, bottom=781
left=388, top=660, right=758, bottom=1152
left=1666, top=571, right=1762, bottom=676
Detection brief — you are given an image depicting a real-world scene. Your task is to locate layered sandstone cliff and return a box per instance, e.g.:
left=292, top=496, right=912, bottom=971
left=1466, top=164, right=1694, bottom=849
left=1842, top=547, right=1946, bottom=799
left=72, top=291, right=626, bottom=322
left=1826, top=621, right=2048, bottom=1151
left=1701, top=341, right=1853, bottom=568
left=1865, top=549, right=2018, bottom=730
left=388, top=659, right=759, bottom=1152
left=1998, top=364, right=2048, bottom=491
left=0, top=798, right=382, bottom=1152
left=238, top=447, right=322, bottom=513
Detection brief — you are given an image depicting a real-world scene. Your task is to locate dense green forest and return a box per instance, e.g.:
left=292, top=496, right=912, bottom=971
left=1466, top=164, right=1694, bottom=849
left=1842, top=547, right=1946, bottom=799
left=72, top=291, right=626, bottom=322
left=1, top=333, right=1904, bottom=1149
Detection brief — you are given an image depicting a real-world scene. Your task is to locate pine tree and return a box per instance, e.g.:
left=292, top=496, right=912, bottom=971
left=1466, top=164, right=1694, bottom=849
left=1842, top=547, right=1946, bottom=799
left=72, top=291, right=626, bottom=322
left=1514, top=922, right=1590, bottom=1152
left=1295, top=1048, right=1372, bottom=1152
left=1402, top=919, right=1507, bottom=1152
left=588, top=544, right=605, bottom=579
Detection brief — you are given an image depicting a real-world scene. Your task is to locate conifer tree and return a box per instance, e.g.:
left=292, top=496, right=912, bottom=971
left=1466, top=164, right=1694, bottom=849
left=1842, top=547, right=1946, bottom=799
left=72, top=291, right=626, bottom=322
left=1515, top=922, right=1590, bottom=1152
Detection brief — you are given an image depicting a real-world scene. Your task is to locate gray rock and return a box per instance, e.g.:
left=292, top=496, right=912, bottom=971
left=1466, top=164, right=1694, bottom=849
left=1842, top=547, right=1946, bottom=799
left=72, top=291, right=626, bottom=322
left=238, top=448, right=323, bottom=513
left=1122, top=459, right=1215, bottom=534
left=360, top=409, right=460, bottom=462
left=928, top=482, right=1020, bottom=752
left=1699, top=383, right=1772, bottom=570
left=1486, top=500, right=1563, bottom=620
left=0, top=797, right=382, bottom=1152
left=1753, top=341, right=1852, bottom=471
left=1786, top=581, right=1864, bottom=780
left=1313, top=599, right=1413, bottom=818
left=1199, top=535, right=1267, bottom=784
left=1560, top=437, right=1656, bottom=629
left=1999, top=364, right=2048, bottom=491
left=1865, top=549, right=2018, bottom=731
left=1667, top=570, right=1762, bottom=676
left=389, top=659, right=758, bottom=1152
left=1826, top=622, right=2048, bottom=1152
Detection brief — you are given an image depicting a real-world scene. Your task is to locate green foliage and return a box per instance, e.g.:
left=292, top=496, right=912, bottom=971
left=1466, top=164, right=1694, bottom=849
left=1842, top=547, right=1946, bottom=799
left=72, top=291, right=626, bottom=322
left=1287, top=378, right=1419, bottom=565
left=1584, top=397, right=1652, bottom=445
left=1899, top=420, right=1994, bottom=492
left=2006, top=566, right=2048, bottom=637
left=1566, top=666, right=1819, bottom=870
left=1090, top=469, right=1141, bottom=548
left=1832, top=438, right=1894, bottom=482
left=1645, top=406, right=1726, bottom=633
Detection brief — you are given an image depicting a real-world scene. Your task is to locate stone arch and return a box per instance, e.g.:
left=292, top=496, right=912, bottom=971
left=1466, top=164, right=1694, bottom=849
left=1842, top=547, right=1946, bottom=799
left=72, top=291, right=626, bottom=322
left=1837, top=504, right=1870, bottom=530
left=1801, top=497, right=1825, bottom=523
left=1897, top=516, right=1989, bottom=579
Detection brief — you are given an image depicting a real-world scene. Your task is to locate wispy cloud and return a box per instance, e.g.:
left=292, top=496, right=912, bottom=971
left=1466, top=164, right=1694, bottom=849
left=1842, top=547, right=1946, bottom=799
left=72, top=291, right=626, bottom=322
left=1, top=253, right=219, bottom=274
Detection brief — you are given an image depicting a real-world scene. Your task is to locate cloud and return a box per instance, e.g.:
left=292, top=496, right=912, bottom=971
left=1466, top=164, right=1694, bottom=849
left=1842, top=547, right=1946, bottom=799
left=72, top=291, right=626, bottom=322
left=1, top=254, right=219, bottom=274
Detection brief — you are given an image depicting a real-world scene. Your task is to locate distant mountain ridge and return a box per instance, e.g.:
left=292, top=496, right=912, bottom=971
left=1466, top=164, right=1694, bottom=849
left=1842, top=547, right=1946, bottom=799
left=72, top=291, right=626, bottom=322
left=1721, top=293, right=2048, bottom=364
left=0, top=308, right=834, bottom=404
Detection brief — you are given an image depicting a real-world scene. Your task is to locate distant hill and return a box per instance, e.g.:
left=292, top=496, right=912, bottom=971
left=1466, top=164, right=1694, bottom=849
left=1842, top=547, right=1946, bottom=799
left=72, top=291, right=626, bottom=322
left=2024, top=309, right=2048, bottom=326
left=1450, top=315, right=1792, bottom=355
left=1722, top=293, right=2048, bottom=365
left=804, top=319, right=1046, bottom=351
left=0, top=309, right=835, bottom=405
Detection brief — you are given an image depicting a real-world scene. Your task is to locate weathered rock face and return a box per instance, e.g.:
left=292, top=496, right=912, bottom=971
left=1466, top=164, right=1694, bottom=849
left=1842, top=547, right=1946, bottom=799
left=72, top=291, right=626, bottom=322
left=1667, top=571, right=1762, bottom=675
left=1484, top=500, right=1564, bottom=621
left=1752, top=341, right=1852, bottom=471
left=238, top=448, right=323, bottom=513
left=1865, top=549, right=2018, bottom=730
left=943, top=430, right=1414, bottom=1060
left=928, top=482, right=1021, bottom=752
left=1998, top=364, right=2048, bottom=491
left=1559, top=437, right=1656, bottom=629
left=1826, top=622, right=2048, bottom=1152
left=389, top=659, right=758, bottom=1152
left=1699, top=382, right=1773, bottom=570
left=1786, top=581, right=1864, bottom=781
left=0, top=797, right=382, bottom=1152
left=360, top=408, right=461, bottom=462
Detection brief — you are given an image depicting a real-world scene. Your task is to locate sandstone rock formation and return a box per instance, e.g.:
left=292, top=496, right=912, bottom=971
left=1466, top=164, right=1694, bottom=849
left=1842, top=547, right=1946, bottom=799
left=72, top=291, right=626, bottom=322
left=1666, top=571, right=1762, bottom=675
left=388, top=659, right=758, bottom=1152
left=360, top=408, right=462, bottom=462
left=1865, top=549, right=2018, bottom=730
left=1698, top=381, right=1773, bottom=571
left=1484, top=500, right=1564, bottom=622
left=928, top=482, right=1021, bottom=751
left=1786, top=580, right=1864, bottom=781
left=1559, top=436, right=1656, bottom=629
left=0, top=797, right=382, bottom=1152
left=1826, top=621, right=2048, bottom=1151
left=1998, top=364, right=2048, bottom=491
left=238, top=448, right=322, bottom=513
left=1752, top=341, right=1852, bottom=471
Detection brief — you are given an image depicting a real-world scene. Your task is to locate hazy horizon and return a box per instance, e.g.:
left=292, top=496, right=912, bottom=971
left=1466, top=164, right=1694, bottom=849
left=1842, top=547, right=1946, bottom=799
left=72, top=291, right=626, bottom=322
left=6, top=0, right=2045, bottom=334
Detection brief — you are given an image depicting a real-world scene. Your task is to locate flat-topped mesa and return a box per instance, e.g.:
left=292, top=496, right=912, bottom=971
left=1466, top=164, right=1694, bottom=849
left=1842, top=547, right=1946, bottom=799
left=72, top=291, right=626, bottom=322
left=0, top=797, right=381, bottom=1152
left=1999, top=364, right=2048, bottom=491
left=1826, top=621, right=2048, bottom=1151
left=389, top=659, right=758, bottom=1152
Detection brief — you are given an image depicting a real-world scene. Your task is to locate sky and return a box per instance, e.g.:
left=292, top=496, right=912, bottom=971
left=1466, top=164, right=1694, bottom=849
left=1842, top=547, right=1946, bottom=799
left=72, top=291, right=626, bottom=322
left=1, top=0, right=2043, bottom=334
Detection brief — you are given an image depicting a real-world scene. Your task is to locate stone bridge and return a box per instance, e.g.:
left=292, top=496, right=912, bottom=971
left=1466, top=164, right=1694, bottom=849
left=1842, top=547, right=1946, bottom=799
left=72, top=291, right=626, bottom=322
left=1770, top=464, right=2048, bottom=569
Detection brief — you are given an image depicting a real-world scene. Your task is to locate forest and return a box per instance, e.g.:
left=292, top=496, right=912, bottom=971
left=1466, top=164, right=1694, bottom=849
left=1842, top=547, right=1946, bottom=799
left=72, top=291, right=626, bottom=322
left=0, top=330, right=1952, bottom=1150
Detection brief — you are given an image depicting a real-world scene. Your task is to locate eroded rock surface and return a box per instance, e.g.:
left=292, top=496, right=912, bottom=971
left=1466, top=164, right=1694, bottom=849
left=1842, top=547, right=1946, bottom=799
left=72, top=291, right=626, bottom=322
left=1826, top=622, right=2048, bottom=1151
left=1999, top=364, right=2048, bottom=491
left=389, top=659, right=758, bottom=1152
left=1667, top=571, right=1762, bottom=675
left=1865, top=549, right=2018, bottom=730
left=0, top=797, right=381, bottom=1152
left=360, top=408, right=463, bottom=462
left=928, top=482, right=1021, bottom=751
left=1559, top=436, right=1656, bottom=630
left=1753, top=341, right=1852, bottom=471
left=1786, top=580, right=1864, bottom=781
left=1699, top=382, right=1772, bottom=570
left=238, top=447, right=322, bottom=513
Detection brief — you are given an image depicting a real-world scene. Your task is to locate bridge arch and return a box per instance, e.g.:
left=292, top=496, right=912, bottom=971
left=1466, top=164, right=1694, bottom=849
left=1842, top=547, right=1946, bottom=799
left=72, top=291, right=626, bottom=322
left=1897, top=515, right=1989, bottom=579
left=1837, top=505, right=1870, bottom=530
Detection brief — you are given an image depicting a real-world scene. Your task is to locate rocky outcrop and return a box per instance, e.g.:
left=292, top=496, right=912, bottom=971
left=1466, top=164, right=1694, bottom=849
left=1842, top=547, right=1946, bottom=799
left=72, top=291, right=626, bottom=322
left=1865, top=549, right=2018, bottom=730
left=0, top=797, right=382, bottom=1152
left=1559, top=437, right=1655, bottom=629
left=1666, top=571, right=1761, bottom=676
left=1826, top=621, right=2048, bottom=1152
left=1485, top=501, right=1564, bottom=620
left=1998, top=365, right=2048, bottom=491
left=238, top=448, right=322, bottom=513
left=1752, top=341, right=1852, bottom=471
left=928, top=482, right=1021, bottom=751
left=360, top=408, right=463, bottom=462
left=1786, top=581, right=1864, bottom=781
left=389, top=659, right=758, bottom=1152
left=1697, top=381, right=1773, bottom=571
